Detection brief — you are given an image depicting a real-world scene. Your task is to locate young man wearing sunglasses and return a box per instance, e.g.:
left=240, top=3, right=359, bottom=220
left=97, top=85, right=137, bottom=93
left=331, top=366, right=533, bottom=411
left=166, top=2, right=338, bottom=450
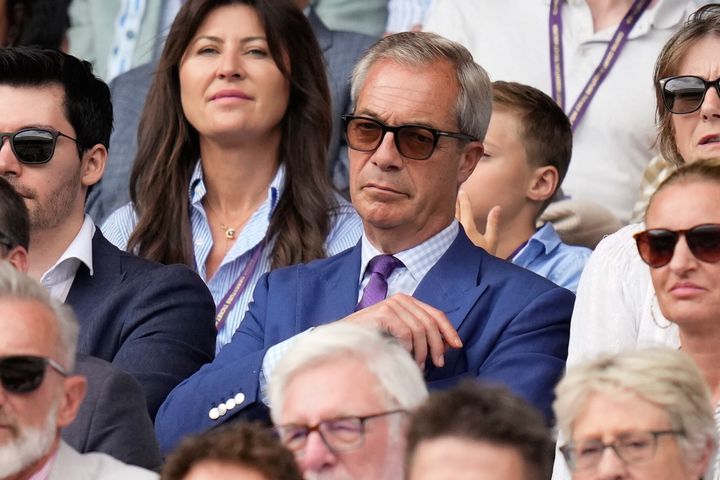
left=0, top=263, right=157, bottom=479
left=156, top=32, right=574, bottom=455
left=0, top=47, right=216, bottom=420
left=0, top=175, right=161, bottom=469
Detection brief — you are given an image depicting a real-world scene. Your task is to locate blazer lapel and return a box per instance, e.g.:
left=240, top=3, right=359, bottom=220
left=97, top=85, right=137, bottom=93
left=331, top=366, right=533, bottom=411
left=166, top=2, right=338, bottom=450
left=308, top=7, right=332, bottom=53
left=65, top=231, right=124, bottom=324
left=300, top=242, right=362, bottom=326
left=413, top=229, right=488, bottom=331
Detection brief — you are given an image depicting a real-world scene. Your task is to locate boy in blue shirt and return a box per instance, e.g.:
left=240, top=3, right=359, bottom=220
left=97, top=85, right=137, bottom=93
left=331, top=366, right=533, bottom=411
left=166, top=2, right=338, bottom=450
left=457, top=81, right=590, bottom=292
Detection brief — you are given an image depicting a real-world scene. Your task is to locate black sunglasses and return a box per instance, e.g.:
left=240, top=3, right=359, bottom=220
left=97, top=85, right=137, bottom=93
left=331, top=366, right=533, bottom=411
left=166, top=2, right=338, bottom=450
left=0, top=355, right=68, bottom=394
left=659, top=75, right=720, bottom=114
left=342, top=115, right=476, bottom=160
left=634, top=224, right=720, bottom=268
left=0, top=128, right=77, bottom=165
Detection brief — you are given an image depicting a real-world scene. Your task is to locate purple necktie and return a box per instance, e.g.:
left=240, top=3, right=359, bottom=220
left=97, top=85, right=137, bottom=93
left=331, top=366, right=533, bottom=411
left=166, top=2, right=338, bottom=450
left=356, top=255, right=404, bottom=311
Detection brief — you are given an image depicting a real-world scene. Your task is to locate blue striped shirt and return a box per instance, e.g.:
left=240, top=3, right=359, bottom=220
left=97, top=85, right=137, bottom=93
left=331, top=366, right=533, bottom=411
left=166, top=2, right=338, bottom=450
left=101, top=161, right=363, bottom=352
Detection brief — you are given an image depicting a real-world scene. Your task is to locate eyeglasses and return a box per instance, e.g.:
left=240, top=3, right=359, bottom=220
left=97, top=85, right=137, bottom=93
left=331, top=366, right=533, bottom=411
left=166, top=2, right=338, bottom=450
left=0, top=128, right=77, bottom=165
left=0, top=355, right=68, bottom=394
left=342, top=115, right=476, bottom=160
left=560, top=430, right=684, bottom=471
left=275, top=409, right=406, bottom=454
left=659, top=75, right=720, bottom=114
left=634, top=224, right=720, bottom=268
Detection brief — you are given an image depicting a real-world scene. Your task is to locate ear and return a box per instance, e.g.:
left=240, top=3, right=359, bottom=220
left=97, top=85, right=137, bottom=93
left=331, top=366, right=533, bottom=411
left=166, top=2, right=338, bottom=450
left=5, top=246, right=28, bottom=273
left=79, top=144, right=107, bottom=188
left=526, top=165, right=559, bottom=203
left=690, top=437, right=716, bottom=478
left=457, top=141, right=484, bottom=184
left=55, top=375, right=87, bottom=428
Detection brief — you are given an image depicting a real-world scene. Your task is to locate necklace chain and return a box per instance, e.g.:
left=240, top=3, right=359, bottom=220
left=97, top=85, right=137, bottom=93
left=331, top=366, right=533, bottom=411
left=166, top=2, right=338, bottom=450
left=204, top=199, right=240, bottom=240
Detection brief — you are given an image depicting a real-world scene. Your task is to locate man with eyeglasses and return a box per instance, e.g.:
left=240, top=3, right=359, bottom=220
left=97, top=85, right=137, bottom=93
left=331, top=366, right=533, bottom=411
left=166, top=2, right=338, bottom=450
left=0, top=46, right=216, bottom=420
left=269, top=322, right=428, bottom=480
left=0, top=262, right=157, bottom=479
left=156, top=32, right=574, bottom=455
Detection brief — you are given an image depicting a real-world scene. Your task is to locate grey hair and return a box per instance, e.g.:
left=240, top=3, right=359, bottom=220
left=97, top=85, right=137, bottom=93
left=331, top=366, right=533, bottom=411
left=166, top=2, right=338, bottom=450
left=268, top=323, right=428, bottom=423
left=350, top=31, right=493, bottom=142
left=554, top=348, right=717, bottom=467
left=0, top=262, right=79, bottom=370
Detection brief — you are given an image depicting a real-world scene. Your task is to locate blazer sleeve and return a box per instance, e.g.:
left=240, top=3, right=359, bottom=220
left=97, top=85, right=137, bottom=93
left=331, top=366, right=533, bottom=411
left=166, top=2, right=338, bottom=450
left=111, top=264, right=216, bottom=420
left=154, top=271, right=279, bottom=455
left=476, top=286, right=573, bottom=422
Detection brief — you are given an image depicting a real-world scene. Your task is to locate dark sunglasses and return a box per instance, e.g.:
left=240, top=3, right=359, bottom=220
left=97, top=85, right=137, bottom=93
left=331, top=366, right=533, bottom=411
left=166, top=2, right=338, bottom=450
left=0, top=355, right=68, bottom=394
left=659, top=76, right=720, bottom=114
left=0, top=128, right=77, bottom=165
left=342, top=115, right=476, bottom=160
left=634, top=224, right=720, bottom=268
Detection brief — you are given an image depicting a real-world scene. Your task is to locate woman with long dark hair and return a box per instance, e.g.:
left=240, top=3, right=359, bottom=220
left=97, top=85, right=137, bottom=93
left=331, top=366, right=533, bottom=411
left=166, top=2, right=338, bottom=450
left=102, top=0, right=362, bottom=351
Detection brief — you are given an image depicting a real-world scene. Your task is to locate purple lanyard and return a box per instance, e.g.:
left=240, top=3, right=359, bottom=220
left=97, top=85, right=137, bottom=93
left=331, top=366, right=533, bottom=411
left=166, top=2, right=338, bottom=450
left=215, top=241, right=266, bottom=331
left=549, top=0, right=651, bottom=131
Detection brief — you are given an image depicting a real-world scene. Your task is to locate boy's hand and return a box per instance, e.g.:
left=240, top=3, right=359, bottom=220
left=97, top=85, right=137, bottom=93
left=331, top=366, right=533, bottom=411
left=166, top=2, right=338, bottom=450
left=456, top=190, right=501, bottom=255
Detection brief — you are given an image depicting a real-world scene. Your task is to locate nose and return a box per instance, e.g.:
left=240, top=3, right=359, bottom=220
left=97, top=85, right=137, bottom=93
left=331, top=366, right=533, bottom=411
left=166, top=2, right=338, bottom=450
left=370, top=130, right=404, bottom=171
left=0, top=136, right=21, bottom=177
left=700, top=83, right=720, bottom=120
left=667, top=234, right=698, bottom=274
left=216, top=49, right=245, bottom=80
left=594, top=447, right=628, bottom=480
left=297, top=430, right=337, bottom=474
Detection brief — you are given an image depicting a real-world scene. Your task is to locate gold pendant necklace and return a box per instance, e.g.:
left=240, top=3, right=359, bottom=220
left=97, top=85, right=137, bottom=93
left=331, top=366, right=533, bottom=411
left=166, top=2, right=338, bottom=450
left=205, top=200, right=240, bottom=241
left=220, top=224, right=236, bottom=240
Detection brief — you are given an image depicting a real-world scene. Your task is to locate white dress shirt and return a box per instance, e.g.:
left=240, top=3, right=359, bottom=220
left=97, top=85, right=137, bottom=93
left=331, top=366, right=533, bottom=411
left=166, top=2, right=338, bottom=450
left=41, top=215, right=95, bottom=302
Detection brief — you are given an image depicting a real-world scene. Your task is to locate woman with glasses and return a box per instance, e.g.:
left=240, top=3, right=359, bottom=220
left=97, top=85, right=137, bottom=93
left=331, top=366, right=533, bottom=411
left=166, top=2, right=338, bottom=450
left=553, top=347, right=717, bottom=480
left=101, top=0, right=362, bottom=351
left=554, top=347, right=717, bottom=480
left=564, top=3, right=720, bottom=372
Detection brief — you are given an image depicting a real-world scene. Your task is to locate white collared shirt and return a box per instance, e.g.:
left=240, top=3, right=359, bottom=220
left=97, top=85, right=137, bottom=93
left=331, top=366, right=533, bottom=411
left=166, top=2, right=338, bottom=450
left=41, top=215, right=95, bottom=302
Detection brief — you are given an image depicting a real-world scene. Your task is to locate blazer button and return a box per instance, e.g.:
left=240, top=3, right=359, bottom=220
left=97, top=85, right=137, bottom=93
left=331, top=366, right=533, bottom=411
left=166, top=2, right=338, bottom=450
left=235, top=393, right=245, bottom=405
left=208, top=407, right=220, bottom=420
left=218, top=404, right=228, bottom=416
left=226, top=398, right=236, bottom=410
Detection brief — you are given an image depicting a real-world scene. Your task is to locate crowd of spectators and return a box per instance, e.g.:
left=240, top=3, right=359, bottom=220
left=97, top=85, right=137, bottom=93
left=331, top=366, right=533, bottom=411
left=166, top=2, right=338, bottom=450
left=1, top=1, right=720, bottom=479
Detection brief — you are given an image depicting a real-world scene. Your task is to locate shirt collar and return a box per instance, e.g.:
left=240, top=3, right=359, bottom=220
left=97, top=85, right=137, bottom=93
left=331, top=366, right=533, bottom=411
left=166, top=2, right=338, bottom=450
left=189, top=160, right=286, bottom=216
left=41, top=215, right=95, bottom=282
left=527, top=223, right=562, bottom=255
left=359, top=220, right=459, bottom=284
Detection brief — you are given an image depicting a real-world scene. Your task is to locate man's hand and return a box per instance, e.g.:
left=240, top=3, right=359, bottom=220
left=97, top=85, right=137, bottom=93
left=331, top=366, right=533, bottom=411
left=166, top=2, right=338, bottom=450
left=456, top=190, right=501, bottom=255
left=342, top=294, right=462, bottom=369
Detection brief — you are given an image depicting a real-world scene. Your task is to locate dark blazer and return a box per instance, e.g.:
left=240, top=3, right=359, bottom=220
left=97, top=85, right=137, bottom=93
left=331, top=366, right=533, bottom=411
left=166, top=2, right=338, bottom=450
left=86, top=9, right=377, bottom=224
left=155, top=229, right=574, bottom=453
left=62, top=354, right=162, bottom=470
left=65, top=230, right=216, bottom=419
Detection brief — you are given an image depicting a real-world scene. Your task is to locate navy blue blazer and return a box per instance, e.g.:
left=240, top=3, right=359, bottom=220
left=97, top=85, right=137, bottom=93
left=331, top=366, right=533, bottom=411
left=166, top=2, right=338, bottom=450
left=155, top=229, right=574, bottom=453
left=66, top=230, right=216, bottom=419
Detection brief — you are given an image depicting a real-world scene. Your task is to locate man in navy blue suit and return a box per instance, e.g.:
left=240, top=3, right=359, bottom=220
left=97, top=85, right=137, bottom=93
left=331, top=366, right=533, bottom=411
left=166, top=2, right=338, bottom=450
left=0, top=47, right=216, bottom=419
left=156, top=32, right=574, bottom=454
